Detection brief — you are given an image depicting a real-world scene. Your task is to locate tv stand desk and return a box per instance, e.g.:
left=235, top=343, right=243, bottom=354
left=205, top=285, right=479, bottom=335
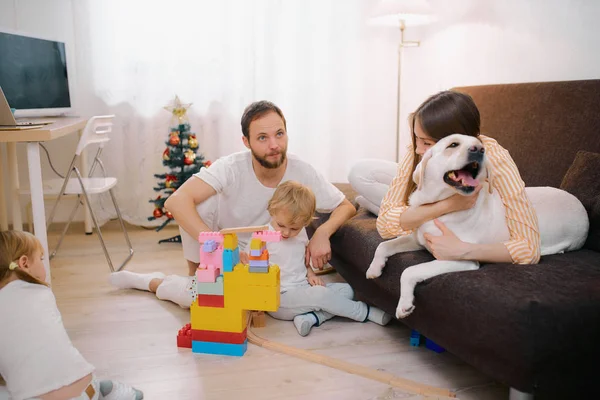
left=0, top=117, right=90, bottom=282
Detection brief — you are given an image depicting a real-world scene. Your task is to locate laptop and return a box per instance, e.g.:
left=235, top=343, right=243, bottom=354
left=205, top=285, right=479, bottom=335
left=0, top=87, right=51, bottom=129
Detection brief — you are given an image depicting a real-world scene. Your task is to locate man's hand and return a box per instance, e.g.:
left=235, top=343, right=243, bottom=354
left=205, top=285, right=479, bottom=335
left=239, top=251, right=249, bottom=265
left=423, top=219, right=471, bottom=261
left=306, top=229, right=332, bottom=270
left=307, top=273, right=325, bottom=287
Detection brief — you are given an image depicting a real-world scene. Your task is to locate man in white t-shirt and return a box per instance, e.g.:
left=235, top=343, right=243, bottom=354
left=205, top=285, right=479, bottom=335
left=165, top=100, right=357, bottom=276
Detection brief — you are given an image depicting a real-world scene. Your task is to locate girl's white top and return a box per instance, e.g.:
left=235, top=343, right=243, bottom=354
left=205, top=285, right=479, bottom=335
left=0, top=280, right=94, bottom=400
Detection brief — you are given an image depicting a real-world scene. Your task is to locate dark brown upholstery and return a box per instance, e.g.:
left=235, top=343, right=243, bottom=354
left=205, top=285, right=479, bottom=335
left=316, top=80, right=600, bottom=398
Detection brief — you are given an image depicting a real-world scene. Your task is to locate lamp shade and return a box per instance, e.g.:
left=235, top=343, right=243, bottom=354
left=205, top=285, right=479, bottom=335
left=368, top=0, right=435, bottom=26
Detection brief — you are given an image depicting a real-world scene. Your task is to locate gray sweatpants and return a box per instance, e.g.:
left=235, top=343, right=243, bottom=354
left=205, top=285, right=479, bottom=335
left=268, top=282, right=369, bottom=326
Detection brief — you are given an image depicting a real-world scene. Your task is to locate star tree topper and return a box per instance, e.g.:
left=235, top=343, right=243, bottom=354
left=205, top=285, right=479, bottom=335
left=164, top=95, right=192, bottom=123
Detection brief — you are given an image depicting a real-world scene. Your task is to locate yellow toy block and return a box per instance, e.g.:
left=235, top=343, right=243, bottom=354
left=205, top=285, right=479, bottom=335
left=226, top=263, right=280, bottom=287
left=190, top=302, right=248, bottom=332
left=250, top=238, right=264, bottom=250
left=224, top=264, right=280, bottom=312
left=223, top=233, right=238, bottom=250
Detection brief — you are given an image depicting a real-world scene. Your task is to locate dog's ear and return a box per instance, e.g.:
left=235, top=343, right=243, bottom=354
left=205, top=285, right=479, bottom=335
left=415, top=150, right=432, bottom=191
left=486, top=162, right=494, bottom=194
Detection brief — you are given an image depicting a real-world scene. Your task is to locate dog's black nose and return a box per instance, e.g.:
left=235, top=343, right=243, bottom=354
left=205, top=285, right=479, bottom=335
left=469, top=145, right=484, bottom=154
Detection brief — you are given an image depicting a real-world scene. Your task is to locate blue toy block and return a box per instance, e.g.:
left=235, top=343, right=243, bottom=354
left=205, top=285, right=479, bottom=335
left=425, top=338, right=445, bottom=353
left=222, top=248, right=240, bottom=272
left=202, top=240, right=217, bottom=252
left=249, top=259, right=269, bottom=267
left=410, top=329, right=421, bottom=347
left=249, top=266, right=269, bottom=273
left=192, top=339, right=248, bottom=356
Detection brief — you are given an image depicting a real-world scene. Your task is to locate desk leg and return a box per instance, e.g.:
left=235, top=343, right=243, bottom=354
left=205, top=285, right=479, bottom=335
left=0, top=144, right=8, bottom=230
left=7, top=143, right=23, bottom=231
left=27, top=142, right=51, bottom=283
left=79, top=129, right=92, bottom=234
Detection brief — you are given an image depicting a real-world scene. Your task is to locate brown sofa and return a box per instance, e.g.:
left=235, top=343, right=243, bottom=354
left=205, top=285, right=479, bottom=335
left=316, top=80, right=600, bottom=399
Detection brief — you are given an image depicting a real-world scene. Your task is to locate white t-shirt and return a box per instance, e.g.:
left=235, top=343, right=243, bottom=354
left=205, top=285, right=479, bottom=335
left=195, top=151, right=345, bottom=249
left=0, top=280, right=95, bottom=400
left=246, top=224, right=310, bottom=292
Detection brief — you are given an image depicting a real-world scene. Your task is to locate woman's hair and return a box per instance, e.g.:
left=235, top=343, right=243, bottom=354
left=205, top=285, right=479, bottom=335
left=268, top=180, right=316, bottom=227
left=0, top=230, right=47, bottom=286
left=404, top=90, right=482, bottom=203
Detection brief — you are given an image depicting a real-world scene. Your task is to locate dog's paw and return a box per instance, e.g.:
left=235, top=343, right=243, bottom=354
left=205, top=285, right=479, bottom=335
left=366, top=259, right=385, bottom=279
left=396, top=296, right=415, bottom=319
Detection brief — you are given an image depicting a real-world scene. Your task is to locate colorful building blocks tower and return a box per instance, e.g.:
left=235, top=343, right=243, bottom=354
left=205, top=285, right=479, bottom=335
left=177, top=226, right=282, bottom=357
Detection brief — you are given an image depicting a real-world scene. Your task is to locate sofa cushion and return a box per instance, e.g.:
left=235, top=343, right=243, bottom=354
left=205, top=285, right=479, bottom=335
left=559, top=151, right=600, bottom=252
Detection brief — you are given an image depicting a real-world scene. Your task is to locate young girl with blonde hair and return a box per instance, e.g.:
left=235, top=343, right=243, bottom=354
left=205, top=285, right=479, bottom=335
left=0, top=231, right=143, bottom=400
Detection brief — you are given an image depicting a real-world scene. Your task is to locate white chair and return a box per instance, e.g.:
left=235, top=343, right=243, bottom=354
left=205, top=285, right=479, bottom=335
left=43, top=115, right=134, bottom=272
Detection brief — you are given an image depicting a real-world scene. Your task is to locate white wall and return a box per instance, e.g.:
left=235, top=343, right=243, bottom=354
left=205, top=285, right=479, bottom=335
left=396, top=0, right=600, bottom=159
left=0, top=0, right=80, bottom=224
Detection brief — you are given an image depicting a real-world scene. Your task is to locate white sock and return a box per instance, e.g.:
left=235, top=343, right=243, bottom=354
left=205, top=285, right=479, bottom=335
left=293, top=313, right=318, bottom=337
left=109, top=271, right=165, bottom=291
left=99, top=379, right=143, bottom=400
left=367, top=306, right=393, bottom=326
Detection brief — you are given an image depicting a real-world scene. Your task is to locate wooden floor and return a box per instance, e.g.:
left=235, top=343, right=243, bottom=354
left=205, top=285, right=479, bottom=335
left=45, top=222, right=509, bottom=400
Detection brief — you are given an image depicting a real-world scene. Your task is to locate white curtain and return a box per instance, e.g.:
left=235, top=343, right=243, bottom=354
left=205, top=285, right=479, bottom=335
left=71, top=0, right=398, bottom=226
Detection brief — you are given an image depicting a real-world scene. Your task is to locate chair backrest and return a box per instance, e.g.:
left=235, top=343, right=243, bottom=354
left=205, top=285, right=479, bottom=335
left=75, top=115, right=115, bottom=156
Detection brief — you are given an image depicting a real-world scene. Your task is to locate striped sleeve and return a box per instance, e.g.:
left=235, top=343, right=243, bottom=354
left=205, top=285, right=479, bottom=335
left=376, top=149, right=414, bottom=239
left=481, top=136, right=541, bottom=264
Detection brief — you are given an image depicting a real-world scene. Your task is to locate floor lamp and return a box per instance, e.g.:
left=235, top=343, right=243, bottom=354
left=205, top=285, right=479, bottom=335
left=368, top=0, right=434, bottom=162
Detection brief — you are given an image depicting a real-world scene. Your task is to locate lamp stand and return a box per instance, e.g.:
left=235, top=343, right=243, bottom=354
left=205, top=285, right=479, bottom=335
left=395, top=20, right=420, bottom=163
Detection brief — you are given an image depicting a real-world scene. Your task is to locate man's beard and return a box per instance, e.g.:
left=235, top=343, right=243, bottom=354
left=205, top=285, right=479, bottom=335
left=251, top=148, right=287, bottom=169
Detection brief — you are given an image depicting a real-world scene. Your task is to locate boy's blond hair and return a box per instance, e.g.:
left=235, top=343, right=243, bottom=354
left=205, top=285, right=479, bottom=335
left=268, top=181, right=316, bottom=227
left=0, top=231, right=47, bottom=287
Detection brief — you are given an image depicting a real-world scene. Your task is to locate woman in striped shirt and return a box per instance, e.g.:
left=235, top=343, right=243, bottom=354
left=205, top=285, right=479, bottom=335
left=349, top=90, right=540, bottom=264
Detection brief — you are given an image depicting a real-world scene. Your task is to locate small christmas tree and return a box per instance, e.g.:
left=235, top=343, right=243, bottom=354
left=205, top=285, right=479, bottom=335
left=148, top=96, right=209, bottom=234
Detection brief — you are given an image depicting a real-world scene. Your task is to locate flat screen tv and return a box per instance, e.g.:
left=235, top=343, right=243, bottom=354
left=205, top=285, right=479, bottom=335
left=0, top=29, right=74, bottom=117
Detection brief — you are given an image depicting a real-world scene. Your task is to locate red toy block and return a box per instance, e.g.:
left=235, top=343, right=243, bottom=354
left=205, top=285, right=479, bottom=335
left=177, top=323, right=192, bottom=348
left=191, top=328, right=248, bottom=344
left=196, top=264, right=221, bottom=282
left=197, top=294, right=225, bottom=308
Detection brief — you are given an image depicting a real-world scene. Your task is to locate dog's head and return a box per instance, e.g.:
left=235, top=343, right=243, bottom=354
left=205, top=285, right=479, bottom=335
left=411, top=134, right=492, bottom=204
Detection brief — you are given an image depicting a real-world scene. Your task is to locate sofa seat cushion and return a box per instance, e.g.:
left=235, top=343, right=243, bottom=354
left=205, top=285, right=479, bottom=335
left=330, top=209, right=600, bottom=394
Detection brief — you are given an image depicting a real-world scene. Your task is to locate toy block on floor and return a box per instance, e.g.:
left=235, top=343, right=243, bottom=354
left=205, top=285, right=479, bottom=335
left=425, top=338, right=445, bottom=353
left=177, top=323, right=192, bottom=348
left=192, top=328, right=247, bottom=344
left=252, top=311, right=266, bottom=328
left=182, top=226, right=281, bottom=357
left=197, top=294, right=225, bottom=308
left=410, top=329, right=421, bottom=347
left=196, top=275, right=224, bottom=295
left=191, top=301, right=249, bottom=332
left=196, top=265, right=220, bottom=283
left=192, top=339, right=248, bottom=356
